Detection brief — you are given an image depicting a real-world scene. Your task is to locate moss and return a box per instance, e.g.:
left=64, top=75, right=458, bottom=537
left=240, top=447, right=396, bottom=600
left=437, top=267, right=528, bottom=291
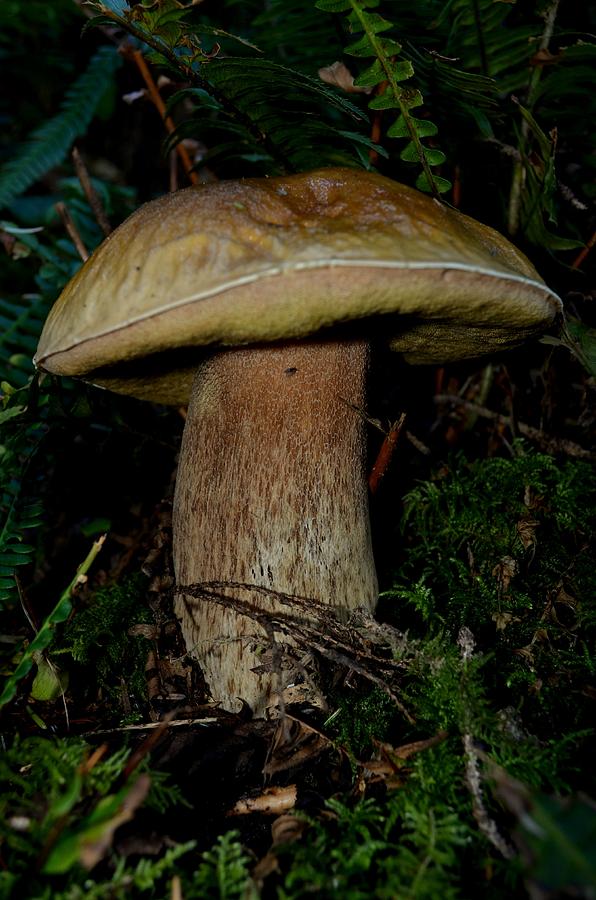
left=386, top=447, right=596, bottom=791
left=328, top=687, right=397, bottom=759
left=58, top=572, right=152, bottom=705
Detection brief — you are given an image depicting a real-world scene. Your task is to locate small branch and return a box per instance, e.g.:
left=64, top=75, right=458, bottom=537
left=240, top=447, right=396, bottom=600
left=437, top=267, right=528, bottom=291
left=435, top=394, right=594, bottom=460
left=54, top=201, right=89, bottom=261
left=102, top=11, right=290, bottom=172
left=572, top=228, right=596, bottom=270
left=178, top=581, right=414, bottom=723
left=78, top=717, right=219, bottom=738
left=507, top=0, right=560, bottom=236
left=122, top=711, right=177, bottom=779
left=368, top=80, right=388, bottom=165
left=463, top=733, right=516, bottom=859
left=124, top=47, right=199, bottom=186
left=72, top=147, right=112, bottom=236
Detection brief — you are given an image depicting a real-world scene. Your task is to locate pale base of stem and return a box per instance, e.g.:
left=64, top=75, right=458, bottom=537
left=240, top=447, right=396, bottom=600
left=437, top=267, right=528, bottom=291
left=173, top=339, right=377, bottom=714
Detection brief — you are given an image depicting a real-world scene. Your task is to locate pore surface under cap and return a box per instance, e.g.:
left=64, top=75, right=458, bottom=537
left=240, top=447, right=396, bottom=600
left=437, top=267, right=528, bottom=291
left=35, top=167, right=561, bottom=404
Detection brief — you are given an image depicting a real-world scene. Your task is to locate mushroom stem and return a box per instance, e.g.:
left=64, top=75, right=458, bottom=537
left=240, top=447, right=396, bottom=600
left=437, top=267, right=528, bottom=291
left=173, top=339, right=378, bottom=713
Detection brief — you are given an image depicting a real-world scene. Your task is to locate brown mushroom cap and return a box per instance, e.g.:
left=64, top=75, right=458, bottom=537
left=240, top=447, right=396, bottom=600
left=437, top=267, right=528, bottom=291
left=35, top=167, right=561, bottom=404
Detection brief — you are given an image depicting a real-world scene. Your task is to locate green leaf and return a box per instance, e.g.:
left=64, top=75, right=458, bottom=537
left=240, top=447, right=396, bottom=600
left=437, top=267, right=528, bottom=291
left=95, top=0, right=128, bottom=13
left=552, top=319, right=596, bottom=377
left=0, top=46, right=122, bottom=211
left=0, top=294, right=49, bottom=385
left=187, top=57, right=369, bottom=171
left=400, top=140, right=442, bottom=163
left=345, top=33, right=376, bottom=57
left=0, top=536, right=105, bottom=707
left=354, top=58, right=387, bottom=87
left=530, top=797, right=596, bottom=889
left=415, top=171, right=452, bottom=194
left=0, top=405, right=26, bottom=425
left=30, top=654, right=68, bottom=701
left=314, top=0, right=352, bottom=10
left=347, top=10, right=392, bottom=36
left=368, top=88, right=402, bottom=110
left=387, top=114, right=438, bottom=138
left=43, top=776, right=151, bottom=874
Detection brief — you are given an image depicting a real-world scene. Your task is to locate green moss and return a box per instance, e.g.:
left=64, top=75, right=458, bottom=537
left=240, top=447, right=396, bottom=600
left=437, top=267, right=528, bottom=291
left=58, top=573, right=152, bottom=704
left=385, top=448, right=596, bottom=769
left=328, top=687, right=397, bottom=759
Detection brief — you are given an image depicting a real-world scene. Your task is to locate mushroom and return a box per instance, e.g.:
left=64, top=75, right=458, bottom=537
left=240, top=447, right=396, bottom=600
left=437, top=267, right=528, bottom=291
left=35, top=167, right=561, bottom=714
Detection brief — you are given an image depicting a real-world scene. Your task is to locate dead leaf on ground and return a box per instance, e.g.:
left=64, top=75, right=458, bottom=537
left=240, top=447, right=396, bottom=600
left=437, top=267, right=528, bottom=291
left=264, top=714, right=331, bottom=777
left=253, top=813, right=308, bottom=881
left=516, top=517, right=540, bottom=550
left=492, top=556, right=519, bottom=593
left=492, top=611, right=521, bottom=631
left=361, top=731, right=449, bottom=788
left=227, top=784, right=298, bottom=817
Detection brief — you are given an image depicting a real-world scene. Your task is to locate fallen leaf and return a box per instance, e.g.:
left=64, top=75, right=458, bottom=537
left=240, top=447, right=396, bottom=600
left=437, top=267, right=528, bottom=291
left=227, top=785, right=297, bottom=817
left=492, top=556, right=518, bottom=592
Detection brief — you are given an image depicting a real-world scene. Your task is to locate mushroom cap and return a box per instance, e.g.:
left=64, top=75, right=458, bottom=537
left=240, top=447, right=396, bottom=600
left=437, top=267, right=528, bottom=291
left=35, top=167, right=561, bottom=404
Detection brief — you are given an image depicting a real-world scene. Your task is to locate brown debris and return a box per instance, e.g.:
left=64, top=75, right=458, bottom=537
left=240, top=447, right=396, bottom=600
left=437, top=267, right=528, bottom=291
left=264, top=714, right=332, bottom=777
left=227, top=784, right=298, bottom=817
left=435, top=394, right=595, bottom=460
left=80, top=774, right=151, bottom=870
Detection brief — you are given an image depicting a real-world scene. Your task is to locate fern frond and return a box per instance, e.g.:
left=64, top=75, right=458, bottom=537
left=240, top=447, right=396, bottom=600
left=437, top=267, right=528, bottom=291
left=513, top=102, right=582, bottom=251
left=0, top=487, right=43, bottom=606
left=0, top=294, right=48, bottom=386
left=439, top=0, right=537, bottom=88
left=167, top=57, right=374, bottom=173
left=0, top=46, right=122, bottom=211
left=315, top=0, right=450, bottom=194
left=192, top=830, right=253, bottom=898
left=405, top=44, right=498, bottom=126
left=250, top=0, right=343, bottom=69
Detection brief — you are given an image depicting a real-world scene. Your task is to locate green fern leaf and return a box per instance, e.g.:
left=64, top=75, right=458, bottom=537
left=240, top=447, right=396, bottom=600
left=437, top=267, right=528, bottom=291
left=440, top=0, right=536, bottom=86
left=0, top=483, right=43, bottom=605
left=0, top=536, right=105, bottom=705
left=354, top=58, right=387, bottom=88
left=166, top=56, right=371, bottom=172
left=315, top=0, right=352, bottom=11
left=0, top=46, right=122, bottom=211
left=0, top=294, right=49, bottom=386
left=388, top=114, right=437, bottom=138
left=316, top=0, right=449, bottom=194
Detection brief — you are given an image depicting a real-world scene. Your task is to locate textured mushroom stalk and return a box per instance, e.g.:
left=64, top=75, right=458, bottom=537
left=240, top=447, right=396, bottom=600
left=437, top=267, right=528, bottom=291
left=173, top=339, right=377, bottom=713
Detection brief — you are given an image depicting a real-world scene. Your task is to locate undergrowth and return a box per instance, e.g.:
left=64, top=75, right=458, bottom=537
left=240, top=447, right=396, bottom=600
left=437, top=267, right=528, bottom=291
left=0, top=735, right=190, bottom=899
left=56, top=573, right=153, bottom=707
left=388, top=449, right=596, bottom=751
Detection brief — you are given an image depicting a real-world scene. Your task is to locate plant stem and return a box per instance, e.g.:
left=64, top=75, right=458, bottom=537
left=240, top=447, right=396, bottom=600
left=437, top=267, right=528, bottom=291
left=101, top=11, right=291, bottom=172
left=507, top=0, right=560, bottom=236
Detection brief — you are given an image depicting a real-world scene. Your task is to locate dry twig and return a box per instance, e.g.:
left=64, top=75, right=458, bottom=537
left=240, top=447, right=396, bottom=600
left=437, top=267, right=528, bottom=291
left=435, top=394, right=594, bottom=459
left=123, top=47, right=199, bottom=186
left=72, top=147, right=112, bottom=236
left=54, top=201, right=89, bottom=261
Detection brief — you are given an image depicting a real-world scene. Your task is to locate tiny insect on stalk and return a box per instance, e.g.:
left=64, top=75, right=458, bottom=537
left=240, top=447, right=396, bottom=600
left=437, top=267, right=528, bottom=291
left=368, top=413, right=406, bottom=496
